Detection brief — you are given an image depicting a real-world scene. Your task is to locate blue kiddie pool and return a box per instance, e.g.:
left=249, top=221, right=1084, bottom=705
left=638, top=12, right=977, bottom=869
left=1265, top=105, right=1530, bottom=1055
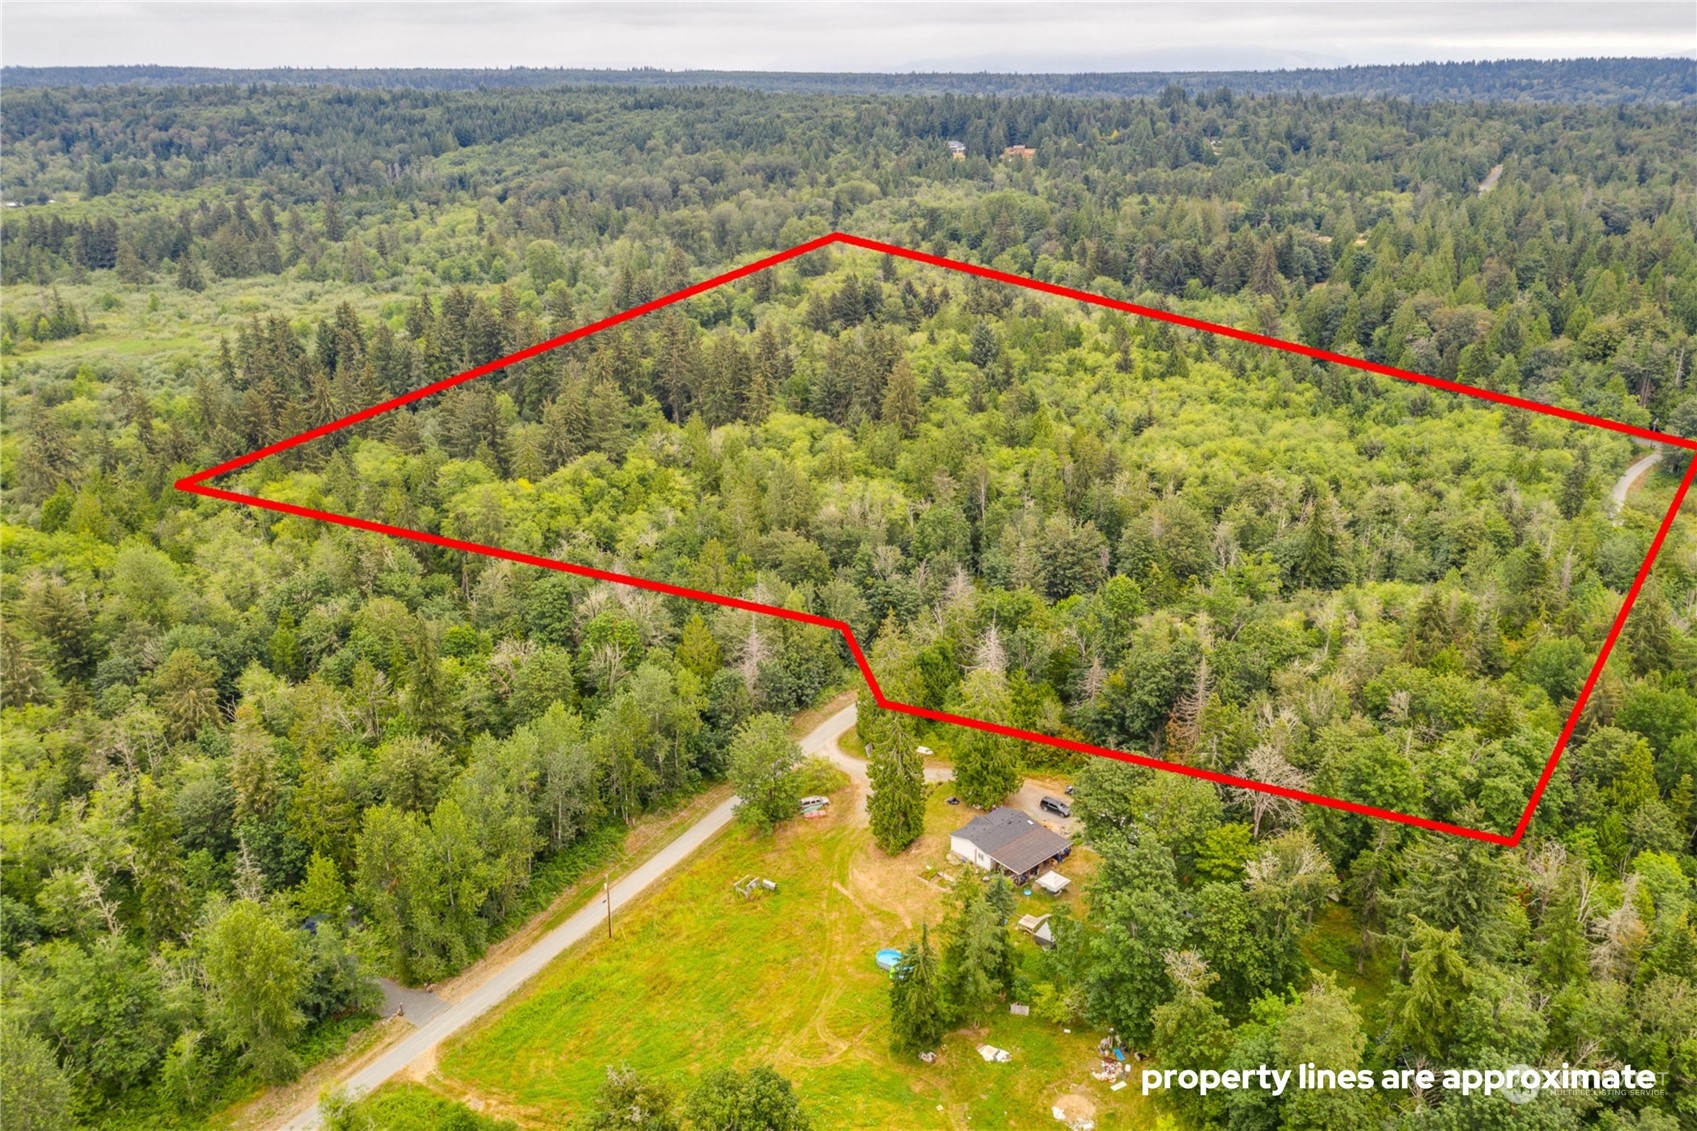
left=875, top=948, right=902, bottom=972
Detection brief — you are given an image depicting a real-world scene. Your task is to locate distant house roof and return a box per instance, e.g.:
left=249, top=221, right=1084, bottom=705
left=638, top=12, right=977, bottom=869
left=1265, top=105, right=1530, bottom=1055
left=953, top=807, right=1070, bottom=876
left=1003, top=144, right=1037, bottom=159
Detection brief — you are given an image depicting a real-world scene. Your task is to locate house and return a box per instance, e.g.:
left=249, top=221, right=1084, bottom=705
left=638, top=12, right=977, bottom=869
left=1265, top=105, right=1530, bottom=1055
left=950, top=807, right=1071, bottom=882
left=1003, top=145, right=1037, bottom=161
left=946, top=140, right=967, bottom=160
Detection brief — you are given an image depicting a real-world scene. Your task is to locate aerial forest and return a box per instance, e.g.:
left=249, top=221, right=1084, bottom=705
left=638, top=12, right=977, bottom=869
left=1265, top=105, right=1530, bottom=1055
left=2, top=75, right=1696, bottom=1129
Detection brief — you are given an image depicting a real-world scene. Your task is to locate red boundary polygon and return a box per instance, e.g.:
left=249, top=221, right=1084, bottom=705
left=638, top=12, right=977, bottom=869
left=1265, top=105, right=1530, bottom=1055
left=177, top=233, right=1697, bottom=846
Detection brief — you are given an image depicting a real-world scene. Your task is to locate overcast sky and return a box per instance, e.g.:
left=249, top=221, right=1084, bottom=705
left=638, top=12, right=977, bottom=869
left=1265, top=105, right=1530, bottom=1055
left=3, top=2, right=1692, bottom=72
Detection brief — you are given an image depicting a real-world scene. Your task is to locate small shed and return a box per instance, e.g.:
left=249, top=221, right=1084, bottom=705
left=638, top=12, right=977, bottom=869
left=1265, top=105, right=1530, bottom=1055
left=1035, top=871, right=1071, bottom=895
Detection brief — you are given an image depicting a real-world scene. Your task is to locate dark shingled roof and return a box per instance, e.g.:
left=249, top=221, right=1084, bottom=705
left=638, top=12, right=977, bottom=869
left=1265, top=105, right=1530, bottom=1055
left=953, top=807, right=1070, bottom=876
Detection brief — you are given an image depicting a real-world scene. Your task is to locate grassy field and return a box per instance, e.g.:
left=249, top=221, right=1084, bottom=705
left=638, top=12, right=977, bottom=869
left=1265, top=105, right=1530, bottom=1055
left=425, top=768, right=1159, bottom=1130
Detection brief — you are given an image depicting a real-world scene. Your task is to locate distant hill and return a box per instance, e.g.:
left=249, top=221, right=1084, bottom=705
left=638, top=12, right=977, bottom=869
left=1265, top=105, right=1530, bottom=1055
left=4, top=57, right=1694, bottom=103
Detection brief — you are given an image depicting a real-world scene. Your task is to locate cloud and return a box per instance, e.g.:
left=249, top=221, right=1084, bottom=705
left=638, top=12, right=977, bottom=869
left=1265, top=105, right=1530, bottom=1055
left=2, top=2, right=1691, bottom=71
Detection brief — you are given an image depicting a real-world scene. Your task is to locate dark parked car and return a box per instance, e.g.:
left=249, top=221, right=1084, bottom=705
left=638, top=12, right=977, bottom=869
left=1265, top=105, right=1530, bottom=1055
left=1040, top=795, right=1072, bottom=818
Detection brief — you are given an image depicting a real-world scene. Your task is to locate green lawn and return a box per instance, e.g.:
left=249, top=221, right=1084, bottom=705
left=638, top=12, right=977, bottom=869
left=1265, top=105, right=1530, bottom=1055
left=435, top=784, right=1158, bottom=1130
left=1298, top=903, right=1398, bottom=1028
left=351, top=1083, right=516, bottom=1130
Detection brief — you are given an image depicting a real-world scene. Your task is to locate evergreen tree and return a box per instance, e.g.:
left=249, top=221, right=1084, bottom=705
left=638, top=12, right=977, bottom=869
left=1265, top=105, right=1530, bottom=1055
left=866, top=709, right=926, bottom=854
left=881, top=357, right=922, bottom=435
left=115, top=239, right=148, bottom=284
left=1559, top=447, right=1590, bottom=519
left=969, top=321, right=999, bottom=369
left=132, top=775, right=191, bottom=943
left=889, top=923, right=947, bottom=1053
left=953, top=726, right=1019, bottom=809
left=1387, top=919, right=1470, bottom=1061
left=322, top=197, right=345, bottom=242
left=675, top=613, right=723, bottom=679
left=940, top=876, right=1014, bottom=1021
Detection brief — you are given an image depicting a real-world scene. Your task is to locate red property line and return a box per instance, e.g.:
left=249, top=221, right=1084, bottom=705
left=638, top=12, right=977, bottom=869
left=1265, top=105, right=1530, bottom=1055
left=178, top=233, right=1696, bottom=845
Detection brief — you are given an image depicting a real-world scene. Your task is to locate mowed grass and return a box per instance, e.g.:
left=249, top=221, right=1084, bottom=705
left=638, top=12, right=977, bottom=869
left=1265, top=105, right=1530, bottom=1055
left=436, top=779, right=1158, bottom=1130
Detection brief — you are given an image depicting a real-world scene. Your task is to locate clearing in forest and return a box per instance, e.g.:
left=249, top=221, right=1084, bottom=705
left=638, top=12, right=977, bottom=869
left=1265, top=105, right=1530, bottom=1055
left=426, top=769, right=1156, bottom=1129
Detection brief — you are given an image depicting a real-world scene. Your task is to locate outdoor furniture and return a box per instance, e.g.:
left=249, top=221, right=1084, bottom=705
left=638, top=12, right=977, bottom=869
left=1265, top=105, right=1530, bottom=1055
left=1035, top=870, right=1071, bottom=895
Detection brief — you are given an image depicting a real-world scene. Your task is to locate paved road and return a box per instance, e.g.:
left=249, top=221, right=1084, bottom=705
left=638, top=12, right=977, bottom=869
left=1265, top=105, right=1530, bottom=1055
left=1613, top=446, right=1664, bottom=515
left=284, top=705, right=857, bottom=1128
left=374, top=979, right=448, bottom=1027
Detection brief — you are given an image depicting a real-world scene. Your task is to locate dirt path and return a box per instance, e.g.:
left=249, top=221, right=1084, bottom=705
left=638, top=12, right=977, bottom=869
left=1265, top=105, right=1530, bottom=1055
left=815, top=704, right=1080, bottom=837
left=809, top=701, right=951, bottom=827
left=1612, top=445, right=1664, bottom=517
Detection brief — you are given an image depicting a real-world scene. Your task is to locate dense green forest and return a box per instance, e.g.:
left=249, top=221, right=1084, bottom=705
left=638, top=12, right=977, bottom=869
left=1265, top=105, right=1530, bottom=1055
left=2, top=76, right=1696, bottom=1129
left=4, top=57, right=1694, bottom=102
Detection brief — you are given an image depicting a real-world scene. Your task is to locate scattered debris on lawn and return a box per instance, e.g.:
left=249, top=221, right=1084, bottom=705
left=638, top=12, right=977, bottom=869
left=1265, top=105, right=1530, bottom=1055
left=732, top=875, right=777, bottom=899
left=919, top=1051, right=937, bottom=1064
left=1091, top=1061, right=1125, bottom=1084
left=1091, top=1033, right=1134, bottom=1085
left=1009, top=1002, right=1030, bottom=1015
left=977, top=1044, right=1012, bottom=1062
left=1051, top=1094, right=1097, bottom=1130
